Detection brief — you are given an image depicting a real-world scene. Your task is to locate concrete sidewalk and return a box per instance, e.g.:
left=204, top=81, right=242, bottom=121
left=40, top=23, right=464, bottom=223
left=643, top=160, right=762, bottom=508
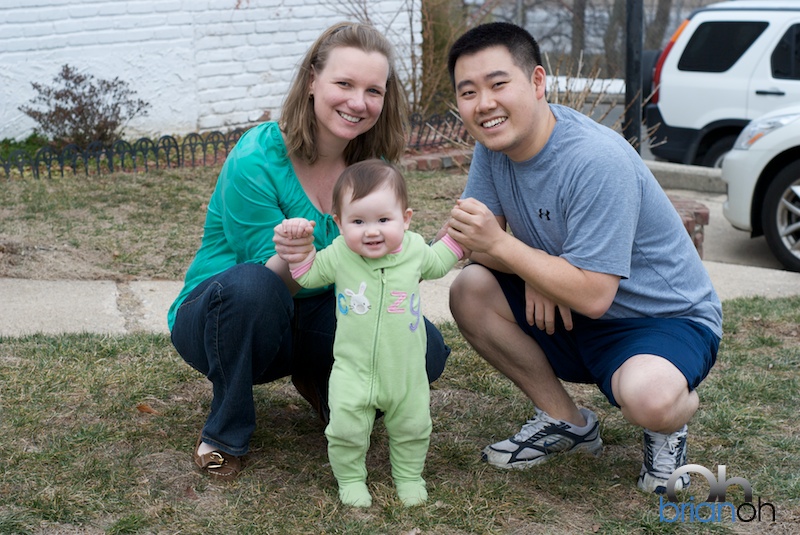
left=1, top=260, right=799, bottom=337
left=2, top=161, right=799, bottom=337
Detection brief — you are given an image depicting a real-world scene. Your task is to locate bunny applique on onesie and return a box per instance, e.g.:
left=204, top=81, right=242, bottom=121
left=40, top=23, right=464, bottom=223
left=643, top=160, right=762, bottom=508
left=291, top=231, right=464, bottom=507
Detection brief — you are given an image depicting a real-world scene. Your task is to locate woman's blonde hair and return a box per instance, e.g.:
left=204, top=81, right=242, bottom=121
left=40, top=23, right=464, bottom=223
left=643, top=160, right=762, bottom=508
left=279, top=21, right=408, bottom=165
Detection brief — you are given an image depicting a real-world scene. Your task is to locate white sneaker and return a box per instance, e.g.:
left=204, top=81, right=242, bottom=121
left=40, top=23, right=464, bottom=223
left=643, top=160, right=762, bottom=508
left=481, top=408, right=603, bottom=469
left=637, top=425, right=689, bottom=494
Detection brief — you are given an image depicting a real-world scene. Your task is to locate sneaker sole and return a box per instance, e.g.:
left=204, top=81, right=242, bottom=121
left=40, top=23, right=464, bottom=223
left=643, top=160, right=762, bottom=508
left=637, top=472, right=689, bottom=494
left=482, top=440, right=604, bottom=470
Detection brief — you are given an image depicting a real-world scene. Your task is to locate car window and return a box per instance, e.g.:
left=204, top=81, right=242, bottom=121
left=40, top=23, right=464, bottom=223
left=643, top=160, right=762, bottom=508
left=678, top=21, right=769, bottom=72
left=771, top=24, right=800, bottom=80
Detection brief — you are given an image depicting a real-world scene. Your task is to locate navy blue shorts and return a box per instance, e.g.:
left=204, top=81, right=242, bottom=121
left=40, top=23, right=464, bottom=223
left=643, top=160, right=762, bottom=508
left=489, top=268, right=720, bottom=407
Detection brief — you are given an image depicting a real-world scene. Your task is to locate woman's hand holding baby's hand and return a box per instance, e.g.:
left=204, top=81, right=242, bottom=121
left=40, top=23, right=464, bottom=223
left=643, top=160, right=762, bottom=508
left=273, top=218, right=316, bottom=264
left=275, top=218, right=315, bottom=239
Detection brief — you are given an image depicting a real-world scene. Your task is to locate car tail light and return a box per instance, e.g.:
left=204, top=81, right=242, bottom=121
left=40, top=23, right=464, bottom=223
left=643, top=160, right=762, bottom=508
left=652, top=19, right=689, bottom=104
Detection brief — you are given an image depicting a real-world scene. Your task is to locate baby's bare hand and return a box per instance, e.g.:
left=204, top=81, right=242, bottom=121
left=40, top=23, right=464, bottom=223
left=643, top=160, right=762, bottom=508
left=275, top=218, right=315, bottom=239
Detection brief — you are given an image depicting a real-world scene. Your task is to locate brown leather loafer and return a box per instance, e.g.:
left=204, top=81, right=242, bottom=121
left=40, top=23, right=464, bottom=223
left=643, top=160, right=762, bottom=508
left=193, top=436, right=242, bottom=481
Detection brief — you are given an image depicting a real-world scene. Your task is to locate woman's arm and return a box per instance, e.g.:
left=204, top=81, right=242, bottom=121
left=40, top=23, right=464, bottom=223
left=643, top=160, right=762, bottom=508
left=271, top=218, right=317, bottom=294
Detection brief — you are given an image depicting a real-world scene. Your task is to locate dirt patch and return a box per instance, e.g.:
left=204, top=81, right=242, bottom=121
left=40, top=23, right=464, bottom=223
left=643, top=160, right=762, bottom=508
left=0, top=238, right=119, bottom=281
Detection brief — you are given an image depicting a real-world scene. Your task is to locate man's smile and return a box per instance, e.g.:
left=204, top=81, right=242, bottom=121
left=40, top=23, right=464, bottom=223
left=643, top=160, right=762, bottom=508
left=482, top=117, right=507, bottom=128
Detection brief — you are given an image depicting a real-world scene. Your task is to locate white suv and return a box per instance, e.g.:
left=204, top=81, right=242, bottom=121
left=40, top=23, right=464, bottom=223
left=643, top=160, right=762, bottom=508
left=645, top=1, right=800, bottom=167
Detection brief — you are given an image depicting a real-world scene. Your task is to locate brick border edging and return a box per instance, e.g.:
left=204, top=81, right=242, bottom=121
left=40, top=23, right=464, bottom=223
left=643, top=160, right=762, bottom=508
left=669, top=196, right=708, bottom=259
left=401, top=148, right=473, bottom=172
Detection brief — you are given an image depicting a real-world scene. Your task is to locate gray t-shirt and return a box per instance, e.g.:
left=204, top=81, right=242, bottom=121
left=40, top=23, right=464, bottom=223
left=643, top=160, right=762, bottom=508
left=463, top=104, right=722, bottom=337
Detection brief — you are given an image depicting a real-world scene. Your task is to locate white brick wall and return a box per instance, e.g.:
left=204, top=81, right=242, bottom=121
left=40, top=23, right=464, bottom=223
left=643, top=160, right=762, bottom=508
left=0, top=0, right=421, bottom=141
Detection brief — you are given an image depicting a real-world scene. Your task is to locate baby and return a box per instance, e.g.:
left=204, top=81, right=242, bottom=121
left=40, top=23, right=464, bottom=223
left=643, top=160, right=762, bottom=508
left=274, top=159, right=465, bottom=507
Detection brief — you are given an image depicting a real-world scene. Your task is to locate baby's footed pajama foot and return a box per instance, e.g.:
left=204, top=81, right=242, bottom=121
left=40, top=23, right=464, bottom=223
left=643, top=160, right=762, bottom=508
left=396, top=479, right=428, bottom=507
left=338, top=481, right=372, bottom=507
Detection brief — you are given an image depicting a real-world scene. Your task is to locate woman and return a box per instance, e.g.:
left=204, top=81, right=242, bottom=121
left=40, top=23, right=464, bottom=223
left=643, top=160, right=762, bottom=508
left=168, top=21, right=451, bottom=481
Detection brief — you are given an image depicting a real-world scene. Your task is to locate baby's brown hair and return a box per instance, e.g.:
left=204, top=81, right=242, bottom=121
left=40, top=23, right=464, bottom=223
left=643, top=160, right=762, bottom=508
left=332, top=159, right=409, bottom=216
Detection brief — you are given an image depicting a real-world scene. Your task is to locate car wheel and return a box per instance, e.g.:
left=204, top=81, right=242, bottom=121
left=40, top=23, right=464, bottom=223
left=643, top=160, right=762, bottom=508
left=700, top=135, right=737, bottom=168
left=762, top=160, right=800, bottom=272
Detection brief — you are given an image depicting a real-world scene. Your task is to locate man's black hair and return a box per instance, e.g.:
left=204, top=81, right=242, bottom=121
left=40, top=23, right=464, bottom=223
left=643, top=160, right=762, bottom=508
left=447, top=22, right=543, bottom=89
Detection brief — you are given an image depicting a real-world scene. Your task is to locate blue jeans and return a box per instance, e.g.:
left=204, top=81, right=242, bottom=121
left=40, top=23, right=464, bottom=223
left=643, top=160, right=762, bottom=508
left=170, top=262, right=450, bottom=457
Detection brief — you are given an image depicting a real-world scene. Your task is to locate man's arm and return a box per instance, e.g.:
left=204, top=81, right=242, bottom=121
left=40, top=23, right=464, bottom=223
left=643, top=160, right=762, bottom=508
left=433, top=215, right=507, bottom=272
left=447, top=197, right=619, bottom=319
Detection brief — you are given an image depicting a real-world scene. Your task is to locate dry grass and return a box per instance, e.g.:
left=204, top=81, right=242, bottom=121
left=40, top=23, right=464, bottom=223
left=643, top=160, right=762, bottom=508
left=0, top=165, right=462, bottom=282
left=1, top=167, right=798, bottom=533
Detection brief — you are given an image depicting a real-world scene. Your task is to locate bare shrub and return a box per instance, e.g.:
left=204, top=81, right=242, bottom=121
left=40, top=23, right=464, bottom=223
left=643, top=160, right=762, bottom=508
left=19, top=64, right=150, bottom=150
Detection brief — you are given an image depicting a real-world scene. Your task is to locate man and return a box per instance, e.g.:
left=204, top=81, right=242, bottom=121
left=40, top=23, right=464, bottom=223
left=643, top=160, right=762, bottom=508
left=443, top=22, right=722, bottom=493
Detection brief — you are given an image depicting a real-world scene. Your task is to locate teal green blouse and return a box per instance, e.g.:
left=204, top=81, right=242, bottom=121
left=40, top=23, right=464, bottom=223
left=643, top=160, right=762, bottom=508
left=167, top=122, right=339, bottom=330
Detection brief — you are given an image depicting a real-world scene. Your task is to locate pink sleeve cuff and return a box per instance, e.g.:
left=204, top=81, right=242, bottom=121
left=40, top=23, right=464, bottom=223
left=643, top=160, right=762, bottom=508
left=440, top=234, right=464, bottom=260
left=290, top=257, right=314, bottom=279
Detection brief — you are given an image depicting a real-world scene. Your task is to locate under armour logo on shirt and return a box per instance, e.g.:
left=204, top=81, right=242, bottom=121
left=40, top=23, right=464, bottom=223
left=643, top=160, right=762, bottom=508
left=538, top=209, right=551, bottom=220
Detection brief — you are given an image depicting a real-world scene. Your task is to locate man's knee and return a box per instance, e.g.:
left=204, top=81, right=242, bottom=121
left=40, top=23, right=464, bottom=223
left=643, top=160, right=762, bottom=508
left=627, top=385, right=686, bottom=425
left=449, top=265, right=493, bottom=320
left=613, top=355, right=696, bottom=429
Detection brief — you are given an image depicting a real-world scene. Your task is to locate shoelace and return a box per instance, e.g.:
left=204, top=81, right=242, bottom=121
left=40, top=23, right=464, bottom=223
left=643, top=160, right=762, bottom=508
left=650, top=433, right=685, bottom=476
left=513, top=410, right=557, bottom=442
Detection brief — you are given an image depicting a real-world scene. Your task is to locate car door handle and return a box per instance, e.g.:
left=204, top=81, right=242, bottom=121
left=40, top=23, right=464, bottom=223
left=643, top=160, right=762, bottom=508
left=755, top=89, right=786, bottom=96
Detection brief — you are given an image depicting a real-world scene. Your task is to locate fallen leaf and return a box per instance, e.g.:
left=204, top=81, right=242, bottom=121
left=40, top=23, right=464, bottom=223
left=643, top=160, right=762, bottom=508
left=184, top=486, right=198, bottom=500
left=136, top=403, right=160, bottom=415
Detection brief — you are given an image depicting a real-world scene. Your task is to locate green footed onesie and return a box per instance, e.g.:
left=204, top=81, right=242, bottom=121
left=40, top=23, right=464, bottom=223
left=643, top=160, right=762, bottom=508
left=292, top=232, right=463, bottom=507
